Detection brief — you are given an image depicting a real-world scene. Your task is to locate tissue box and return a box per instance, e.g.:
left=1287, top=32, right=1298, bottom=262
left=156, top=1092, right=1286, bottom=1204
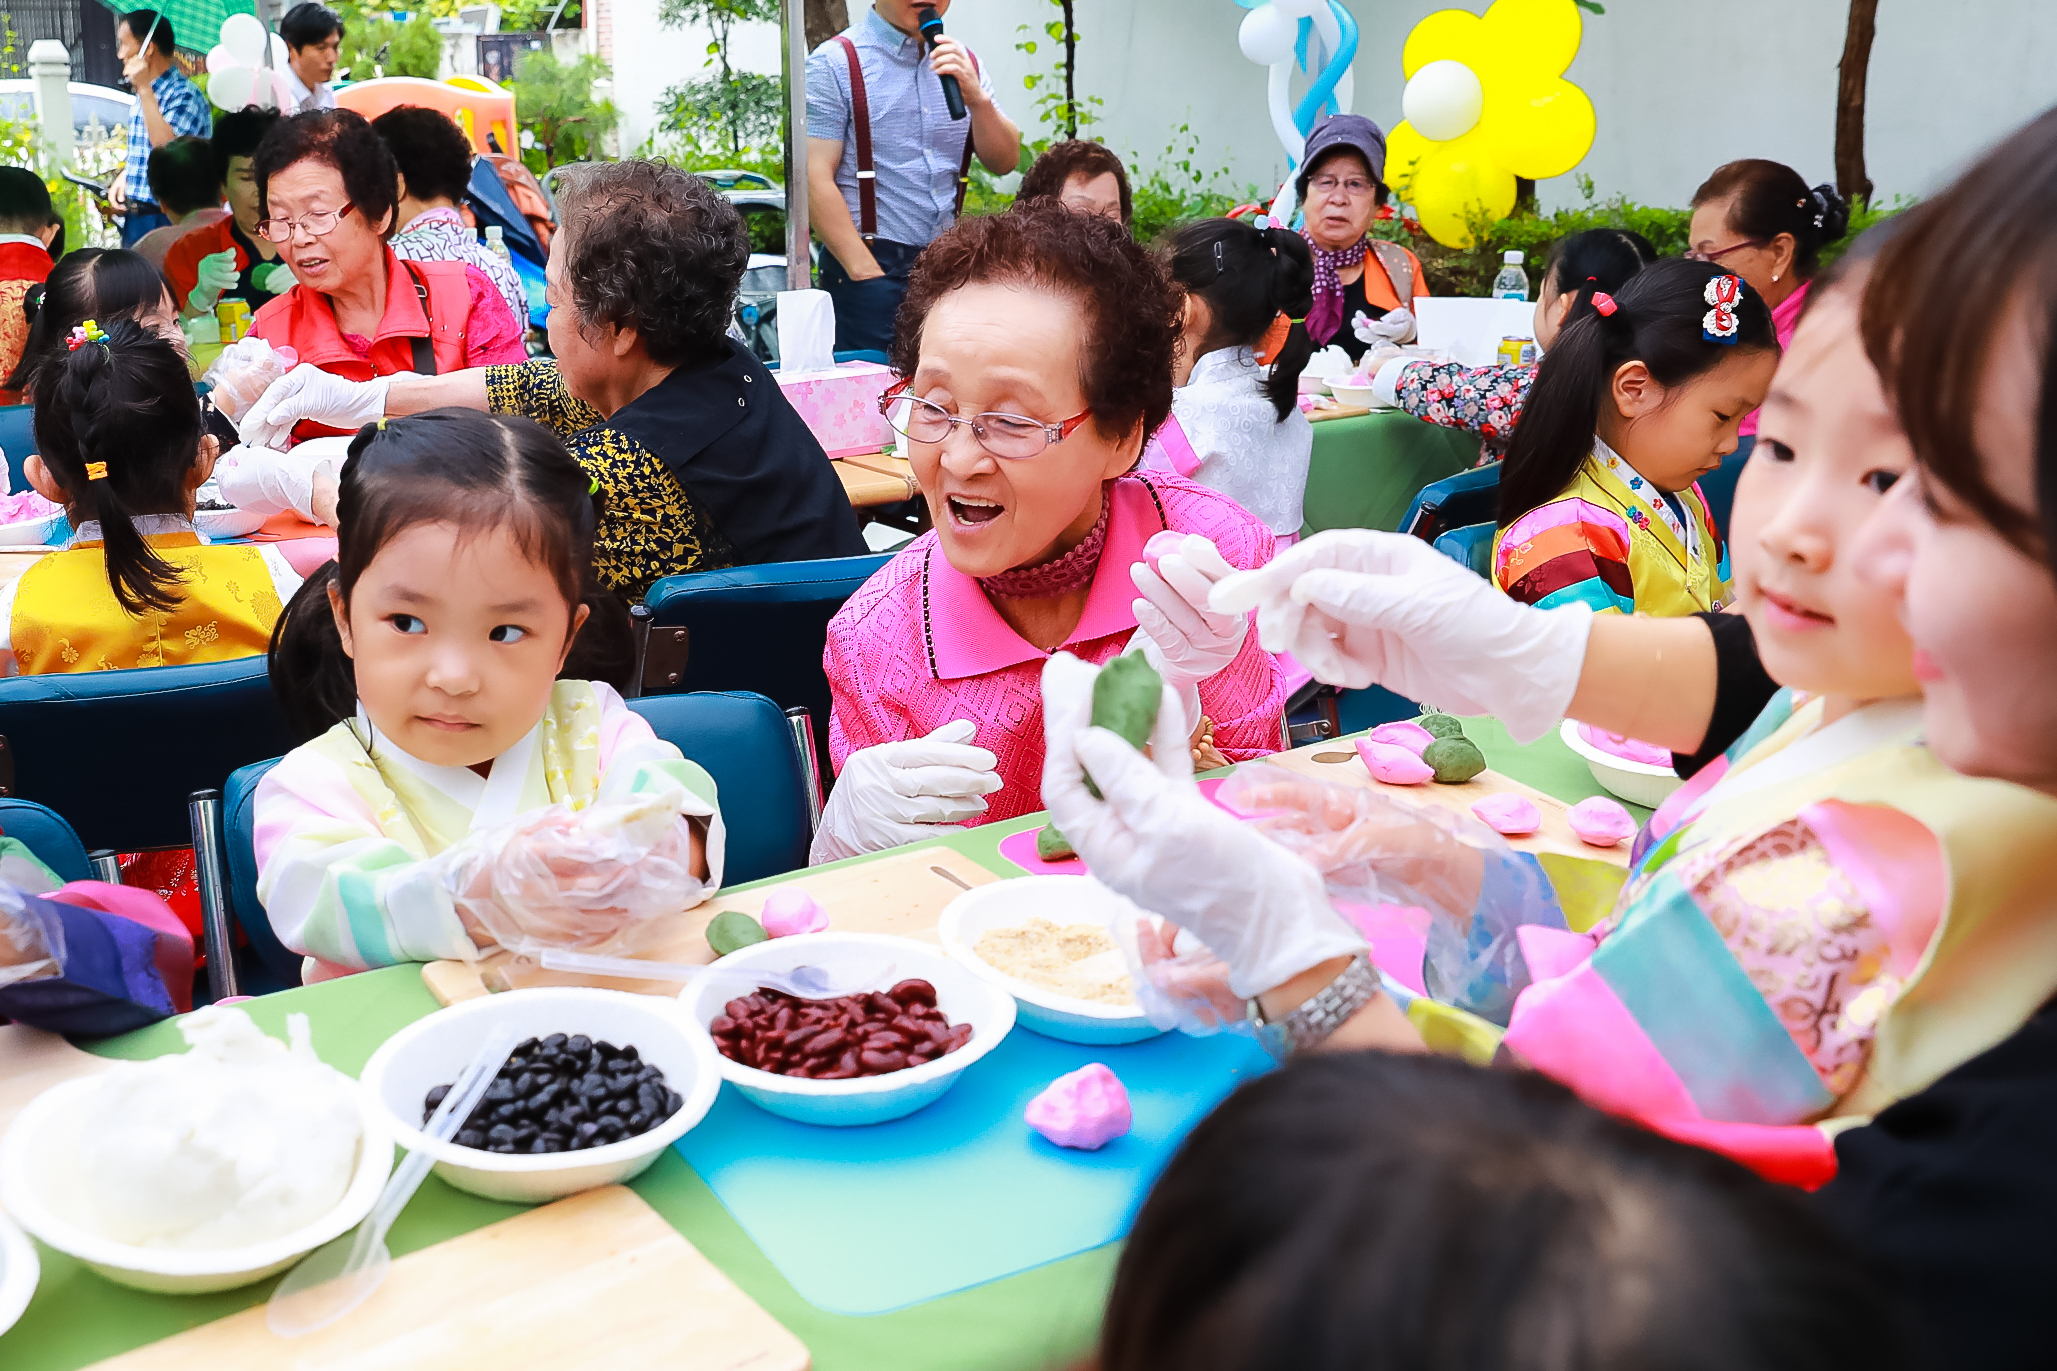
left=774, top=360, right=894, bottom=458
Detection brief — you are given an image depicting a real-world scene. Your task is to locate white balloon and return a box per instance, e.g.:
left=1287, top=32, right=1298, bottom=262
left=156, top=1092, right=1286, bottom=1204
left=220, top=13, right=269, bottom=68
left=1402, top=59, right=1484, bottom=142
left=206, top=44, right=236, bottom=75
left=1238, top=6, right=1297, bottom=67
left=268, top=32, right=291, bottom=69
left=1272, top=0, right=1324, bottom=19
left=206, top=65, right=259, bottom=112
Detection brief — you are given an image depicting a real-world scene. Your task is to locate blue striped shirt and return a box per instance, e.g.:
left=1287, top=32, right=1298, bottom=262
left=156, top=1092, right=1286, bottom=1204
left=123, top=67, right=213, bottom=206
left=804, top=9, right=1002, bottom=249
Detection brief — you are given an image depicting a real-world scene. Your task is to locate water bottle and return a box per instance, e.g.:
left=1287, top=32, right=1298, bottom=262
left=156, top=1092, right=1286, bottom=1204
left=1492, top=249, right=1529, bottom=302
left=485, top=225, right=512, bottom=264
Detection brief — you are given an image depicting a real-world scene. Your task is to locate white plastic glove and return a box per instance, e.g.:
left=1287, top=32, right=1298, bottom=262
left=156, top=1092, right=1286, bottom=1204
left=185, top=248, right=239, bottom=316
left=212, top=438, right=348, bottom=522
left=809, top=719, right=1003, bottom=864
left=1351, top=306, right=1416, bottom=347
left=1041, top=653, right=1364, bottom=999
left=1209, top=528, right=1592, bottom=744
left=1128, top=533, right=1248, bottom=733
left=240, top=364, right=391, bottom=448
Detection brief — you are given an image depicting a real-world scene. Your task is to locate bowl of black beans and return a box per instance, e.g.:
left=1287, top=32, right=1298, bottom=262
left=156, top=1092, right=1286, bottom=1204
left=360, top=987, right=721, bottom=1203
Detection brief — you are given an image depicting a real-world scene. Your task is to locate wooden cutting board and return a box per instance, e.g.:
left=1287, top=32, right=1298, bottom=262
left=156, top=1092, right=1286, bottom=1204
left=0, top=1023, right=115, bottom=1138
left=84, top=1185, right=809, bottom=1371
left=422, top=845, right=1003, bottom=1006
left=1258, top=746, right=1631, bottom=869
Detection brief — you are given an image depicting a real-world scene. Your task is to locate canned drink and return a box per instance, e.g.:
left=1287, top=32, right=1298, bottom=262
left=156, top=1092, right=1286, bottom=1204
left=216, top=299, right=252, bottom=342
left=1497, top=334, right=1537, bottom=367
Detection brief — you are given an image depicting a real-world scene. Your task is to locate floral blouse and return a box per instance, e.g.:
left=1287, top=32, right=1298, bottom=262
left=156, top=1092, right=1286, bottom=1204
left=1377, top=358, right=1537, bottom=452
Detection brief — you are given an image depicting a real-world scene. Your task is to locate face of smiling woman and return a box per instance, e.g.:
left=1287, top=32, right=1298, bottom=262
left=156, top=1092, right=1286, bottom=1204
left=905, top=282, right=1143, bottom=579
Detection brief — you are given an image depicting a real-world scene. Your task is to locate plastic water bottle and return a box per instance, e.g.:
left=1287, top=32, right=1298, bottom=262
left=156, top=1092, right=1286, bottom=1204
left=485, top=225, right=512, bottom=264
left=1492, top=249, right=1529, bottom=302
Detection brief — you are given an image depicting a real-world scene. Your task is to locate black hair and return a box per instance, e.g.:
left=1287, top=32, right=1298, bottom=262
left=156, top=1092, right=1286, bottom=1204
left=1166, top=219, right=1316, bottom=422
left=5, top=248, right=173, bottom=397
left=279, top=2, right=343, bottom=49
left=253, top=108, right=401, bottom=239
left=371, top=105, right=475, bottom=208
left=146, top=135, right=221, bottom=218
left=31, top=318, right=205, bottom=616
left=1101, top=1051, right=1909, bottom=1371
left=1693, top=160, right=1852, bottom=281
left=119, top=9, right=176, bottom=56
left=1498, top=257, right=1778, bottom=528
left=268, top=410, right=620, bottom=741
left=1542, top=227, right=1657, bottom=313
left=210, top=106, right=281, bottom=187
left=0, top=166, right=54, bottom=238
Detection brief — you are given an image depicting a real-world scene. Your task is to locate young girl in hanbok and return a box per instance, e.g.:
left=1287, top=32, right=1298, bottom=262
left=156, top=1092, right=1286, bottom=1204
left=1492, top=258, right=1779, bottom=617
left=254, top=410, right=723, bottom=980
left=0, top=318, right=304, bottom=675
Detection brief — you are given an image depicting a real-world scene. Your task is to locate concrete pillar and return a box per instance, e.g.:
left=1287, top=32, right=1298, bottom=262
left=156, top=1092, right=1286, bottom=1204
left=28, top=39, right=73, bottom=170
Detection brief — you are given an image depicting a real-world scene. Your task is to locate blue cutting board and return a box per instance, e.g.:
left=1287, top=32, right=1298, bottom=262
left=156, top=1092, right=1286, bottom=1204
left=674, top=1025, right=1272, bottom=1314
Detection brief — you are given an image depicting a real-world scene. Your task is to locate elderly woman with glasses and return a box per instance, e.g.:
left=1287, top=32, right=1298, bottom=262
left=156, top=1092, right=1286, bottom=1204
left=247, top=109, right=527, bottom=435
left=1295, top=114, right=1429, bottom=365
left=807, top=203, right=1289, bottom=862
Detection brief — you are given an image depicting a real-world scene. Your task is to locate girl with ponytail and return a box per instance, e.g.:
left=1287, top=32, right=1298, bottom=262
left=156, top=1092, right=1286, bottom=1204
left=1154, top=219, right=1318, bottom=537
left=1, top=317, right=302, bottom=674
left=1367, top=229, right=1657, bottom=449
left=1492, top=258, right=1779, bottom=618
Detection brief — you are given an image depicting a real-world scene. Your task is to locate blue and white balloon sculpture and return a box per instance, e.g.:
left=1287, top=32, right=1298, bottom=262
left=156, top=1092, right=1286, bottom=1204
left=1234, top=0, right=1361, bottom=221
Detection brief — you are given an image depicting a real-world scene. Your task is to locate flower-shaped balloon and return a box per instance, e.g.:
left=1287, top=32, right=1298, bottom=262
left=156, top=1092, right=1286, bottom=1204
left=1385, top=0, right=1597, bottom=247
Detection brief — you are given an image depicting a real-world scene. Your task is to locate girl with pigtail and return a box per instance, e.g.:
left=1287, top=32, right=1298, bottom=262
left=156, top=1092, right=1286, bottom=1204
left=1152, top=219, right=1318, bottom=538
left=0, top=317, right=302, bottom=675
left=1492, top=258, right=1779, bottom=618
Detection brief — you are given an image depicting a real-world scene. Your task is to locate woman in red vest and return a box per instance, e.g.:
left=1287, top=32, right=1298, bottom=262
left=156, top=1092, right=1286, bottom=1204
left=247, top=109, right=524, bottom=438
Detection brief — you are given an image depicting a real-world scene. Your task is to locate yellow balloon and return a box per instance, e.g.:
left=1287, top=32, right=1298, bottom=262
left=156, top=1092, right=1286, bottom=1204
left=1384, top=121, right=1433, bottom=198
left=1402, top=10, right=1484, bottom=78
left=1480, top=76, right=1596, bottom=180
left=1479, top=0, right=1582, bottom=77
left=1406, top=132, right=1518, bottom=248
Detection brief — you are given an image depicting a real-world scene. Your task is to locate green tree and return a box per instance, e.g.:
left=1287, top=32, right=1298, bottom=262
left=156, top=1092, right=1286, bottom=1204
left=658, top=0, right=783, bottom=164
left=512, top=47, right=618, bottom=171
left=333, top=4, right=443, bottom=81
left=1014, top=0, right=1099, bottom=154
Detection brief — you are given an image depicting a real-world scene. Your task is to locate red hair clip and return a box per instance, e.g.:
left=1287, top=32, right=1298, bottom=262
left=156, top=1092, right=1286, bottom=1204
left=1590, top=291, right=1618, bottom=317
left=1703, top=274, right=1743, bottom=343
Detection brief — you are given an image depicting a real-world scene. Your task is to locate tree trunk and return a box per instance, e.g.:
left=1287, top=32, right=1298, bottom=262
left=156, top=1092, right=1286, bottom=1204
left=804, top=0, right=849, bottom=52
left=1062, top=0, right=1077, bottom=138
left=1835, top=0, right=1878, bottom=206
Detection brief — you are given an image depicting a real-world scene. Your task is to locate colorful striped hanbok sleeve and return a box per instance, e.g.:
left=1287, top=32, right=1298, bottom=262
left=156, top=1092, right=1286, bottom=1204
left=1493, top=499, right=1636, bottom=614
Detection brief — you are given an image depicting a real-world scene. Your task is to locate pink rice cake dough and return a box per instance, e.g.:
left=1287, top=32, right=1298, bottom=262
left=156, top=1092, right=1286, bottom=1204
left=1366, top=720, right=1436, bottom=756
left=1471, top=793, right=1542, bottom=836
left=1142, top=529, right=1190, bottom=575
left=1025, top=1062, right=1133, bottom=1150
left=1567, top=795, right=1638, bottom=847
left=1578, top=723, right=1674, bottom=770
left=1356, top=739, right=1434, bottom=785
left=759, top=887, right=830, bottom=938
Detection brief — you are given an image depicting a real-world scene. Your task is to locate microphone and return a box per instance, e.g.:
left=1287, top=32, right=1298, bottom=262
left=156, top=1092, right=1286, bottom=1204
left=917, top=5, right=968, bottom=122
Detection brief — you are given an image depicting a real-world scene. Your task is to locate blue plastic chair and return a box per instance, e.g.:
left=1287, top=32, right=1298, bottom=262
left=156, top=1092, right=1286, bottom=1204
left=1432, top=522, right=1497, bottom=578
left=0, top=798, right=92, bottom=884
left=1696, top=436, right=1754, bottom=540
left=0, top=403, right=34, bottom=495
left=1401, top=462, right=1502, bottom=543
left=198, top=690, right=817, bottom=992
left=641, top=552, right=892, bottom=777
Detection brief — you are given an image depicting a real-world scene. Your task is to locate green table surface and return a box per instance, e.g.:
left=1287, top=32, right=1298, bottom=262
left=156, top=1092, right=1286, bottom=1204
left=1303, top=409, right=1485, bottom=537
left=3, top=721, right=1609, bottom=1371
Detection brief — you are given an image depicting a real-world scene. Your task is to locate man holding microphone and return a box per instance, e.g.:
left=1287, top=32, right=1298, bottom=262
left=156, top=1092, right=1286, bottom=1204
left=805, top=1, right=1020, bottom=354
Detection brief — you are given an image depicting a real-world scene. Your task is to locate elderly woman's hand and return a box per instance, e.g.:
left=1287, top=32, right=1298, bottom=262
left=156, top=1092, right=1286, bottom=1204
left=1129, top=534, right=1249, bottom=732
left=241, top=364, right=391, bottom=448
left=809, top=721, right=1003, bottom=864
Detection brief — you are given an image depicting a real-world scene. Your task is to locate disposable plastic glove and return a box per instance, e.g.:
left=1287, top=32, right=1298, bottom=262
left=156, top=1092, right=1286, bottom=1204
left=1041, top=653, right=1363, bottom=999
left=240, top=364, right=391, bottom=449
left=1209, top=528, right=1592, bottom=744
left=248, top=260, right=296, bottom=296
left=808, top=719, right=1003, bottom=864
left=185, top=248, right=239, bottom=316
left=1129, top=533, right=1248, bottom=734
left=1352, top=306, right=1416, bottom=347
left=213, top=438, right=347, bottom=522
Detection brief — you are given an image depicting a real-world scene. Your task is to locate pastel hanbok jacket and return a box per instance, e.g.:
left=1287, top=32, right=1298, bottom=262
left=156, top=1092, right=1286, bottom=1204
left=254, top=680, right=722, bottom=975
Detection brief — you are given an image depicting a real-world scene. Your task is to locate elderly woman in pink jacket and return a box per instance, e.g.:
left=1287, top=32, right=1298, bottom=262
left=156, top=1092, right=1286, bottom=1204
left=812, top=203, right=1288, bottom=861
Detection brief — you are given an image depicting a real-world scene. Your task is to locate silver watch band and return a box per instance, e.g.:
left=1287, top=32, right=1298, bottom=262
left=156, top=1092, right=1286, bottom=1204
left=1246, top=954, right=1381, bottom=1061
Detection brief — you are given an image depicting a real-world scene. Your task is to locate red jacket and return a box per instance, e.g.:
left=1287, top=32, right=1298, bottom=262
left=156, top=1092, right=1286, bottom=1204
left=0, top=239, right=54, bottom=405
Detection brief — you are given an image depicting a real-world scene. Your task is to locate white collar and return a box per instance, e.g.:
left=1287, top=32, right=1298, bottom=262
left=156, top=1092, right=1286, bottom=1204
left=1185, top=345, right=1259, bottom=388
left=1703, top=695, right=1926, bottom=813
left=68, top=513, right=204, bottom=547
left=357, top=704, right=542, bottom=832
left=0, top=234, right=50, bottom=251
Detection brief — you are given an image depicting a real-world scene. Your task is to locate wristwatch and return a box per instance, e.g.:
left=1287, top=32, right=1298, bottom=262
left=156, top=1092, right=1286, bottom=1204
left=1246, top=955, right=1382, bottom=1061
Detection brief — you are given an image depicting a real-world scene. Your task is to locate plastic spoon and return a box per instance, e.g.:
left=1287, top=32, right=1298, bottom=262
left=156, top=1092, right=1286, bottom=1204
left=267, top=1024, right=521, bottom=1337
left=536, top=947, right=894, bottom=1000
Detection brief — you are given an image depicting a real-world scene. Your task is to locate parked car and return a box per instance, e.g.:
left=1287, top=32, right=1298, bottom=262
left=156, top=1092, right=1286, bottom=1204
left=0, top=80, right=134, bottom=142
left=693, top=170, right=815, bottom=365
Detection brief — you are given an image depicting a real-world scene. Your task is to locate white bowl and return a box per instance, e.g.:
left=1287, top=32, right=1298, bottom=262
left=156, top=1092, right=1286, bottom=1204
left=0, top=514, right=60, bottom=548
left=360, top=987, right=721, bottom=1205
left=683, top=932, right=1015, bottom=1127
left=937, top=876, right=1165, bottom=1046
left=1295, top=373, right=1331, bottom=395
left=1560, top=718, right=1682, bottom=808
left=0, top=1211, right=36, bottom=1337
left=0, top=1077, right=392, bottom=1295
left=194, top=507, right=268, bottom=540
left=1328, top=383, right=1383, bottom=409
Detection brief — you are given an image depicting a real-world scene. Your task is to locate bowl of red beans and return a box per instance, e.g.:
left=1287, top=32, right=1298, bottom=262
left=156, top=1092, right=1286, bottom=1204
left=682, top=932, right=1016, bottom=1127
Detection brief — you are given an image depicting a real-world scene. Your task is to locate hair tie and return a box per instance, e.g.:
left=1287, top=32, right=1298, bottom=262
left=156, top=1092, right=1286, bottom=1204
left=66, top=319, right=107, bottom=353
left=84, top=461, right=108, bottom=481
left=375, top=417, right=388, bottom=431
left=588, top=475, right=601, bottom=496
left=1590, top=291, right=1618, bottom=317
left=1702, top=274, right=1743, bottom=343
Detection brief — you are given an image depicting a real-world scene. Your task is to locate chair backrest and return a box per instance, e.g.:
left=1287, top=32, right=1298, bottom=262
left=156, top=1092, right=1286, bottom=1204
left=221, top=756, right=299, bottom=986
left=643, top=553, right=892, bottom=772
left=1696, top=443, right=1752, bottom=541
left=1433, top=522, right=1497, bottom=579
left=0, top=797, right=91, bottom=884
left=1402, top=461, right=1503, bottom=543
left=0, top=403, right=34, bottom=495
left=0, top=656, right=294, bottom=852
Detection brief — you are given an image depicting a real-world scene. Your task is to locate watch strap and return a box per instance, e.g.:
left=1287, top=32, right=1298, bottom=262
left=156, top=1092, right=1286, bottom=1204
left=1247, top=954, right=1381, bottom=1060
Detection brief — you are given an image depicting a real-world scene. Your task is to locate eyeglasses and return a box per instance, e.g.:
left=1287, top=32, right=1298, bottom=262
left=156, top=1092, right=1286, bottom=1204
left=256, top=203, right=357, bottom=244
left=1308, top=175, right=1377, bottom=199
left=879, top=379, right=1091, bottom=459
left=1684, top=238, right=1767, bottom=263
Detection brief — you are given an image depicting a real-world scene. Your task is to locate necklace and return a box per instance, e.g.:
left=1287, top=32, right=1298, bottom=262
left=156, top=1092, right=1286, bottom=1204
left=976, top=490, right=1111, bottom=600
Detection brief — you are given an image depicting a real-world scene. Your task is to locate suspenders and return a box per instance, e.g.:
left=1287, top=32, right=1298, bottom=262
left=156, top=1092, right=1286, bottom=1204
left=833, top=33, right=979, bottom=242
